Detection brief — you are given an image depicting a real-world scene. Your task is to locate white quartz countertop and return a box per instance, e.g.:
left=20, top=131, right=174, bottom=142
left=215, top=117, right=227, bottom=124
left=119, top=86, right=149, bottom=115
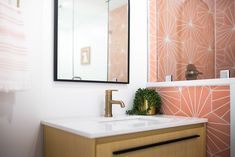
left=41, top=115, right=208, bottom=139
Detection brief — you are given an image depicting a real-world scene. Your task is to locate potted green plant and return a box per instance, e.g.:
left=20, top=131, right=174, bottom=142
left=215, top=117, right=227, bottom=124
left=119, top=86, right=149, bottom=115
left=126, top=88, right=162, bottom=115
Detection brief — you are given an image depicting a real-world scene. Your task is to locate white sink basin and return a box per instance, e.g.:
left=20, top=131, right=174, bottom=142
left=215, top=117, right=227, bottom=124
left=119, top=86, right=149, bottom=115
left=98, top=116, right=173, bottom=123
left=98, top=116, right=174, bottom=129
left=97, top=116, right=178, bottom=132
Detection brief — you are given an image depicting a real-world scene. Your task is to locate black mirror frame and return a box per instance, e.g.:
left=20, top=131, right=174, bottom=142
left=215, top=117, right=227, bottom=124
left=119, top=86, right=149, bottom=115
left=53, top=0, right=130, bottom=84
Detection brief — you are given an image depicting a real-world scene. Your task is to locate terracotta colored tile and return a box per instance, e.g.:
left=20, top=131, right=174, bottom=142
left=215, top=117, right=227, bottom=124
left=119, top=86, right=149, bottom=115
left=212, top=91, right=230, bottom=100
left=207, top=134, right=220, bottom=155
left=181, top=87, right=196, bottom=116
left=207, top=129, right=229, bottom=151
left=175, top=110, right=190, bottom=117
left=162, top=104, right=175, bottom=115
left=216, top=0, right=231, bottom=12
left=181, top=98, right=193, bottom=117
left=194, top=87, right=211, bottom=113
left=212, top=99, right=230, bottom=116
left=211, top=86, right=230, bottom=91
left=214, top=149, right=230, bottom=157
left=159, top=91, right=180, bottom=99
left=222, top=110, right=231, bottom=123
left=198, top=95, right=211, bottom=118
left=161, top=99, right=180, bottom=114
left=207, top=113, right=229, bottom=124
left=212, top=93, right=230, bottom=107
left=156, top=87, right=179, bottom=92
left=208, top=123, right=230, bottom=135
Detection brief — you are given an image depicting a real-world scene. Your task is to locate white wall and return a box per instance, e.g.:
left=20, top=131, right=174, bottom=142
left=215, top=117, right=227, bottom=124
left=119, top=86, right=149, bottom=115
left=0, top=0, right=148, bottom=157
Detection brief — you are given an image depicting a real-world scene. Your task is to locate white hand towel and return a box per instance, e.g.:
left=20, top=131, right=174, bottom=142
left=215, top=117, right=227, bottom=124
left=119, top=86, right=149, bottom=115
left=0, top=0, right=30, bottom=92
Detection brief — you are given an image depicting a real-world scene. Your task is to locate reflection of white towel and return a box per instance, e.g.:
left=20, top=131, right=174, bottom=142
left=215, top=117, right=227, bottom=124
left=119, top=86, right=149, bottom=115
left=0, top=0, right=29, bottom=92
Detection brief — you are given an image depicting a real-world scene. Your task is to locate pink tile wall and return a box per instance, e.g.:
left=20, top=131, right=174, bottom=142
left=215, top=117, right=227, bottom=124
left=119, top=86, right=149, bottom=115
left=149, top=1, right=232, bottom=156
left=156, top=86, right=230, bottom=157
left=148, top=0, right=235, bottom=82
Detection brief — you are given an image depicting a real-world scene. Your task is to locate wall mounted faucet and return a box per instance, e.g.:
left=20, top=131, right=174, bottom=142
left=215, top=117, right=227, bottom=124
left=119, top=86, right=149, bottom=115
left=104, top=90, right=125, bottom=117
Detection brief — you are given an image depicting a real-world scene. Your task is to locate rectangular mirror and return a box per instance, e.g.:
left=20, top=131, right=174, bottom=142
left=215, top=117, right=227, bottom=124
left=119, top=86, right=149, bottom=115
left=148, top=0, right=235, bottom=82
left=54, top=0, right=130, bottom=84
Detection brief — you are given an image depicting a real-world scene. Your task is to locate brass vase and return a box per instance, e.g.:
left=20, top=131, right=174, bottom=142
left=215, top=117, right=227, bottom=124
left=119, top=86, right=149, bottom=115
left=139, top=99, right=156, bottom=115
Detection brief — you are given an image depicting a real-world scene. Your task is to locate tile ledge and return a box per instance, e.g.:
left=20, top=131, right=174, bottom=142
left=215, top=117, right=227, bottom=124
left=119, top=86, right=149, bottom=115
left=146, top=78, right=235, bottom=87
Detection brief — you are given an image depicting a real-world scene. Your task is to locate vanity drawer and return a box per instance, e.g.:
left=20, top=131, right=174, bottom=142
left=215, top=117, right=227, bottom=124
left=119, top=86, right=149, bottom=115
left=96, top=125, right=206, bottom=157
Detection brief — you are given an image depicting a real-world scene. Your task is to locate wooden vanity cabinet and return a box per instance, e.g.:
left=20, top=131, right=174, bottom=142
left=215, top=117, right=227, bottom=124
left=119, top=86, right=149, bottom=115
left=43, top=124, right=206, bottom=157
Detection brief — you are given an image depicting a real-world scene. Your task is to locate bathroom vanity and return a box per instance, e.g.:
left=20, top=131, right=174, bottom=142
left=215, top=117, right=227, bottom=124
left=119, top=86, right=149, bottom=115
left=42, top=115, right=207, bottom=157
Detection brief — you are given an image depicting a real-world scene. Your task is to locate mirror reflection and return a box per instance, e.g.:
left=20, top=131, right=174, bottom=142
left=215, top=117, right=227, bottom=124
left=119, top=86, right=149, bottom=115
left=55, top=0, right=129, bottom=83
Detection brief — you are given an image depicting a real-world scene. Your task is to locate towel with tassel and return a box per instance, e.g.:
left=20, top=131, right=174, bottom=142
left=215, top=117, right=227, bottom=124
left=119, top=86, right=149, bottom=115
left=0, top=0, right=30, bottom=92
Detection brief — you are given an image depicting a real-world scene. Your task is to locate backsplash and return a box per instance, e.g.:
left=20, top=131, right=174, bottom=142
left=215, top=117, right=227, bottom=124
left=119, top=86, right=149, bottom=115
left=156, top=85, right=230, bottom=157
left=148, top=0, right=235, bottom=82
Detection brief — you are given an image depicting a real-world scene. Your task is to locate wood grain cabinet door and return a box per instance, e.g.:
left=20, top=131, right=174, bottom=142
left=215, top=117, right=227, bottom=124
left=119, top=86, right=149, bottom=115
left=96, top=127, right=206, bottom=157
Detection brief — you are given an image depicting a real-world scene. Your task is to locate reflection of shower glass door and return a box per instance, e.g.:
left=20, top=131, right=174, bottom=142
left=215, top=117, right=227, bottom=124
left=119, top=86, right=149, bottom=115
left=58, top=0, right=74, bottom=79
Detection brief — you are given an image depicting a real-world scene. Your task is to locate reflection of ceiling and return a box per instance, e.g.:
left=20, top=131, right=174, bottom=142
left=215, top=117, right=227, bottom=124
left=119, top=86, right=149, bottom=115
left=58, top=0, right=128, bottom=29
left=58, top=0, right=73, bottom=10
left=58, top=0, right=127, bottom=10
left=58, top=0, right=73, bottom=29
left=58, top=0, right=107, bottom=29
left=58, top=0, right=107, bottom=15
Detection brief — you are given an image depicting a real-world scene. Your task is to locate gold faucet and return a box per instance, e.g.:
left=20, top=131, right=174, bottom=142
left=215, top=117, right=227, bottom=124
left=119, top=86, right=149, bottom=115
left=105, top=90, right=125, bottom=117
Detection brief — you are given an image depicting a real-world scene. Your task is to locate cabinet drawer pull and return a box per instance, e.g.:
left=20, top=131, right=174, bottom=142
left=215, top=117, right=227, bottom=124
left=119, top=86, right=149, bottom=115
left=113, top=135, right=200, bottom=155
